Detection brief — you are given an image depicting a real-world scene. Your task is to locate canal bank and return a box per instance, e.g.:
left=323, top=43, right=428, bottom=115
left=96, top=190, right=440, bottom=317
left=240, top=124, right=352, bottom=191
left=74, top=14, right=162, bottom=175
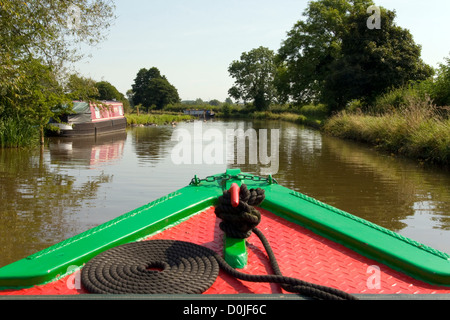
left=0, top=120, right=449, bottom=268
left=212, top=103, right=449, bottom=168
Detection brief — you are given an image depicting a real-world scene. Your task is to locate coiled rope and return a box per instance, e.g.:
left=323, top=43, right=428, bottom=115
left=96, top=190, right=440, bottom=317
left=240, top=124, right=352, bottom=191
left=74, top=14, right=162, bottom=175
left=81, top=184, right=358, bottom=300
left=81, top=240, right=220, bottom=295
left=215, top=184, right=265, bottom=239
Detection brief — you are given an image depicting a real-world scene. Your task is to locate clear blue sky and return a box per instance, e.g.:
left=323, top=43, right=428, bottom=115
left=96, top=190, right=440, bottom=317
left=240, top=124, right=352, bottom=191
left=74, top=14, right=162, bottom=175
left=74, top=0, right=450, bottom=102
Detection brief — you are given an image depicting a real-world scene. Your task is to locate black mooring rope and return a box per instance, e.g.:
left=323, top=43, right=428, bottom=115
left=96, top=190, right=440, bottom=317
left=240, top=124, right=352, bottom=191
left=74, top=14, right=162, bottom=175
left=81, top=184, right=358, bottom=300
left=81, top=240, right=220, bottom=295
left=215, top=184, right=265, bottom=239
left=214, top=184, right=358, bottom=300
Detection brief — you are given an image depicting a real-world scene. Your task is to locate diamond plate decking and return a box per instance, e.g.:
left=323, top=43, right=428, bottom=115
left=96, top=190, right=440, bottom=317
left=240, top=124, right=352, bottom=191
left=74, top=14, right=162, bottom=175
left=2, top=207, right=449, bottom=297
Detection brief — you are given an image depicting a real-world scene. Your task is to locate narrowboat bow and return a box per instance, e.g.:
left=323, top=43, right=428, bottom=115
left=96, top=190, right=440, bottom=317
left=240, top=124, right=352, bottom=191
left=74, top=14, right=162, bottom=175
left=0, top=169, right=449, bottom=300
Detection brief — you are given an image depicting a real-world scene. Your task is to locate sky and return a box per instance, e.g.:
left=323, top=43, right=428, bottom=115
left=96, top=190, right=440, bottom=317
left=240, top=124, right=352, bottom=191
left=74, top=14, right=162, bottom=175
left=73, top=0, right=450, bottom=102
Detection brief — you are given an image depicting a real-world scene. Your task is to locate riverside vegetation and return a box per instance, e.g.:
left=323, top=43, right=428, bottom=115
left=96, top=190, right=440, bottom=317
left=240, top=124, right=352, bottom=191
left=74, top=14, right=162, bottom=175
left=125, top=112, right=194, bottom=126
left=324, top=99, right=449, bottom=166
left=2, top=0, right=448, bottom=167
left=150, top=86, right=450, bottom=167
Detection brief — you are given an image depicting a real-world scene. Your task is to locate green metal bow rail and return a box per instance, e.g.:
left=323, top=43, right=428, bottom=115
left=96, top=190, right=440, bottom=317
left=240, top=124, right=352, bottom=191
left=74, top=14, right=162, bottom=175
left=0, top=169, right=449, bottom=290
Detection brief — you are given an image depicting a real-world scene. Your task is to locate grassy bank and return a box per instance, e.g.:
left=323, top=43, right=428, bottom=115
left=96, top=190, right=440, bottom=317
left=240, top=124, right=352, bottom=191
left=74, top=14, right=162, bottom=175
left=131, top=100, right=449, bottom=167
left=193, top=103, right=328, bottom=128
left=163, top=102, right=328, bottom=127
left=323, top=99, right=450, bottom=166
left=249, top=104, right=328, bottom=128
left=125, top=113, right=194, bottom=126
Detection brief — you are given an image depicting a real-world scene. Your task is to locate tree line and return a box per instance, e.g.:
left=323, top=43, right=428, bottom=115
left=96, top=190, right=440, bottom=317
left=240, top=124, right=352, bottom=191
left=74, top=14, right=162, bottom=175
left=127, top=0, right=450, bottom=115
left=127, top=67, right=235, bottom=113
left=2, top=0, right=448, bottom=148
left=227, top=0, right=449, bottom=113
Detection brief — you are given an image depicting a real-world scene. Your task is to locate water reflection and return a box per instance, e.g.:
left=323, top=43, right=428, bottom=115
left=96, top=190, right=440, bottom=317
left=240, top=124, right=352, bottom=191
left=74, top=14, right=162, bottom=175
left=168, top=120, right=281, bottom=175
left=1, top=120, right=449, bottom=268
left=229, top=120, right=450, bottom=253
left=279, top=126, right=322, bottom=170
left=49, top=132, right=127, bottom=168
left=324, top=135, right=450, bottom=234
left=0, top=148, right=114, bottom=266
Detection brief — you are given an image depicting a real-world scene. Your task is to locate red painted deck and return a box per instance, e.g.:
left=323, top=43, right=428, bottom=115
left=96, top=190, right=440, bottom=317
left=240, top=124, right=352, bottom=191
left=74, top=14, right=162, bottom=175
left=1, top=207, right=450, bottom=296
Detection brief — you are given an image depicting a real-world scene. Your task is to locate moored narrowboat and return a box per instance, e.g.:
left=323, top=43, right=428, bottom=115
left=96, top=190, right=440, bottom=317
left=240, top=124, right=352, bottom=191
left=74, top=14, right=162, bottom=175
left=50, top=101, right=127, bottom=137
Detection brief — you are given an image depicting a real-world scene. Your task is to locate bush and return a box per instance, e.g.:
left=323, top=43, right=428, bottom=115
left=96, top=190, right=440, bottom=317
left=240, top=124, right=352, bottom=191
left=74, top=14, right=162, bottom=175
left=374, top=56, right=450, bottom=113
left=298, top=104, right=329, bottom=117
left=429, top=56, right=450, bottom=107
left=373, top=84, right=429, bottom=114
left=0, top=116, right=39, bottom=148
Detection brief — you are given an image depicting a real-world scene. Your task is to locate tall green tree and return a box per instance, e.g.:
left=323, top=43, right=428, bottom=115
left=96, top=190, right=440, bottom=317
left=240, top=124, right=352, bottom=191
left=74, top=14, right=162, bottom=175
left=65, top=74, right=99, bottom=101
left=322, top=6, right=433, bottom=109
left=277, top=0, right=432, bottom=111
left=95, top=81, right=130, bottom=112
left=0, top=0, right=115, bottom=91
left=131, top=67, right=180, bottom=110
left=228, top=46, right=278, bottom=110
left=1, top=58, right=71, bottom=145
left=277, top=0, right=365, bottom=105
left=95, top=81, right=123, bottom=101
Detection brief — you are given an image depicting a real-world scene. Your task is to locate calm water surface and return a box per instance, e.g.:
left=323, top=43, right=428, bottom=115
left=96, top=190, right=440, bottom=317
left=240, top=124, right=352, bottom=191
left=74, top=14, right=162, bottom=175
left=0, top=120, right=449, bottom=267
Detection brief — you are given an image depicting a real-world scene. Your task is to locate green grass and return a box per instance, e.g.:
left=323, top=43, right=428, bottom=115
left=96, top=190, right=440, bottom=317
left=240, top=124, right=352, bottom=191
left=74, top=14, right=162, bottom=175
left=250, top=111, right=324, bottom=128
left=128, top=100, right=449, bottom=166
left=214, top=103, right=328, bottom=128
left=0, top=117, right=39, bottom=148
left=125, top=113, right=194, bottom=126
left=323, top=98, right=450, bottom=165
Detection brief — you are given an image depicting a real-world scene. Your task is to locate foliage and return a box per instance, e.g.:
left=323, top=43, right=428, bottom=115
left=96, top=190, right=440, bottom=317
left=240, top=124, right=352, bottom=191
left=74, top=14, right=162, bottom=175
left=374, top=83, right=429, bottom=113
left=64, top=76, right=131, bottom=112
left=95, top=81, right=130, bottom=112
left=276, top=0, right=432, bottom=112
left=373, top=55, right=450, bottom=113
left=65, top=74, right=99, bottom=101
left=1, top=58, right=71, bottom=144
left=322, top=7, right=433, bottom=110
left=131, top=67, right=180, bottom=110
left=428, top=56, right=450, bottom=107
left=228, top=46, right=278, bottom=110
left=0, top=116, right=39, bottom=148
left=0, top=0, right=114, bottom=67
left=95, top=81, right=123, bottom=101
left=276, top=0, right=366, bottom=105
left=125, top=114, right=193, bottom=126
left=208, top=99, right=222, bottom=106
left=0, top=0, right=116, bottom=147
left=323, top=97, right=450, bottom=165
left=0, top=0, right=115, bottom=86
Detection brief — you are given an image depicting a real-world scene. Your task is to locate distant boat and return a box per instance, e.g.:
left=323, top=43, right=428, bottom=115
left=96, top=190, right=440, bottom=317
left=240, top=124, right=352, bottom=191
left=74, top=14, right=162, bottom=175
left=184, top=109, right=215, bottom=119
left=50, top=101, right=127, bottom=137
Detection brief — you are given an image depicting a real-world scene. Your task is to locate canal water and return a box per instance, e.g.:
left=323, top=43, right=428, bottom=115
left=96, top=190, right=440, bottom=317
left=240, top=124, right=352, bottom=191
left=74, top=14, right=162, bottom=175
left=0, top=120, right=449, bottom=268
